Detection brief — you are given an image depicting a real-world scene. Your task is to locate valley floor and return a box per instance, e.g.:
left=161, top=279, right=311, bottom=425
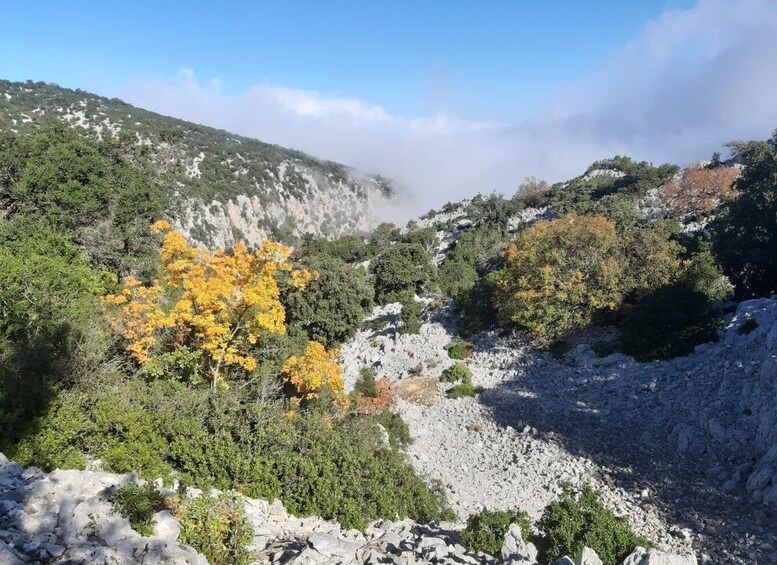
left=340, top=299, right=777, bottom=565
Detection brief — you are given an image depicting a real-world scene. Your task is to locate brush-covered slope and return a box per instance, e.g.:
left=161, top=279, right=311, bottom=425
left=0, top=79, right=397, bottom=247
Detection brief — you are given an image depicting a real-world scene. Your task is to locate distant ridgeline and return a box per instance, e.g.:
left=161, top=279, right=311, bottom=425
left=0, top=79, right=397, bottom=247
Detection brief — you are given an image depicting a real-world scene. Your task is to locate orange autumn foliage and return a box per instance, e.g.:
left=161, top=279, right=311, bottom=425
left=662, top=164, right=740, bottom=217
left=104, top=220, right=313, bottom=388
left=354, top=379, right=397, bottom=415
left=282, top=341, right=345, bottom=400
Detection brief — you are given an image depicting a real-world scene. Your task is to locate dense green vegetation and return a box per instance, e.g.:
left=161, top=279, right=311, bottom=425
left=461, top=487, right=650, bottom=564
left=712, top=132, right=777, bottom=298
left=0, top=125, right=450, bottom=532
left=546, top=157, right=679, bottom=218
left=283, top=254, right=373, bottom=347
left=460, top=508, right=531, bottom=554
left=370, top=242, right=433, bottom=304
left=537, top=487, right=652, bottom=565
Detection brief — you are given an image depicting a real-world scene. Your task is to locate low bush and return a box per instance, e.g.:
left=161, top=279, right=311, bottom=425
left=738, top=319, right=759, bottom=335
left=109, top=483, right=166, bottom=536
left=353, top=367, right=378, bottom=397
left=446, top=383, right=482, bottom=399
left=537, top=486, right=652, bottom=565
left=373, top=410, right=412, bottom=449
left=178, top=492, right=254, bottom=565
left=399, top=294, right=423, bottom=334
left=445, top=341, right=474, bottom=360
left=440, top=364, right=472, bottom=383
left=460, top=509, right=532, bottom=554
left=353, top=368, right=397, bottom=415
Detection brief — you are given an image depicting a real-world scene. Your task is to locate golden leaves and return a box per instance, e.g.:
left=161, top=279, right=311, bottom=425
left=104, top=221, right=313, bottom=387
left=282, top=341, right=345, bottom=400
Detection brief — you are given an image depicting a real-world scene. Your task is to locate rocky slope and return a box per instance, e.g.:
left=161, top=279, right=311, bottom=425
left=0, top=453, right=696, bottom=564
left=340, top=298, right=777, bottom=564
left=0, top=80, right=397, bottom=247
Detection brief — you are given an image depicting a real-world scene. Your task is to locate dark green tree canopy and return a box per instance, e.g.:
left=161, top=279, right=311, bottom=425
left=712, top=133, right=777, bottom=298
left=370, top=243, right=433, bottom=304
left=283, top=255, right=373, bottom=347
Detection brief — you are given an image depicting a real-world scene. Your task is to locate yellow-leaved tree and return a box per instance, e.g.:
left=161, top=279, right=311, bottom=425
left=104, top=220, right=317, bottom=389
left=282, top=341, right=345, bottom=400
left=492, top=214, right=683, bottom=345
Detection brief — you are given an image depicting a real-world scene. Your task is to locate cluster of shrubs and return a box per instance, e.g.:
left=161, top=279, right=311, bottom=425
left=440, top=363, right=481, bottom=398
left=413, top=135, right=777, bottom=361
left=461, top=486, right=652, bottom=565
left=110, top=483, right=254, bottom=565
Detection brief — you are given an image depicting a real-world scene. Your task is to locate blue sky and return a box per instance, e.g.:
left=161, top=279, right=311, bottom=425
left=3, top=0, right=777, bottom=212
left=4, top=1, right=694, bottom=122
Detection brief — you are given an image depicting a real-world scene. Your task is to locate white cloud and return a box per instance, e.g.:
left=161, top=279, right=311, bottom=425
left=119, top=0, right=777, bottom=220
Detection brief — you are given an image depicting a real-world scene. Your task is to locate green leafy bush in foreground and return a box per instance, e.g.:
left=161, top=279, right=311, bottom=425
left=109, top=483, right=166, bottom=536
left=461, top=509, right=532, bottom=554
left=178, top=492, right=254, bottom=565
left=446, top=382, right=483, bottom=399
left=537, top=486, right=651, bottom=565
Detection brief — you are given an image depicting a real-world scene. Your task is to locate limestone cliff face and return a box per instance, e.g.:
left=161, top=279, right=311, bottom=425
left=173, top=161, right=397, bottom=248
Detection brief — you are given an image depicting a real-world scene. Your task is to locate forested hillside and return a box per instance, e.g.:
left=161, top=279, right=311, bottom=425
left=0, top=80, right=397, bottom=247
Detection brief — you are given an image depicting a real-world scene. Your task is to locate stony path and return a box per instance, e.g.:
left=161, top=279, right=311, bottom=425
left=340, top=299, right=777, bottom=565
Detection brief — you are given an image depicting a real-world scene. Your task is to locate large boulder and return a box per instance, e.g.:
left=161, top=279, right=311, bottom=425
left=501, top=523, right=538, bottom=563
left=577, top=546, right=604, bottom=565
left=621, top=546, right=698, bottom=565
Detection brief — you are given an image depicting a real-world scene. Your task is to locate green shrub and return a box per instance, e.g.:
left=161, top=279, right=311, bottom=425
left=537, top=486, right=652, bottom=565
left=12, top=375, right=451, bottom=531
left=362, top=317, right=389, bottom=332
left=461, top=509, right=532, bottom=555
left=446, top=383, right=482, bottom=399
left=109, top=483, right=166, bottom=537
left=738, top=319, right=759, bottom=335
left=440, top=364, right=472, bottom=383
left=178, top=493, right=254, bottom=565
left=399, top=294, right=423, bottom=334
left=0, top=219, right=105, bottom=449
left=374, top=410, right=412, bottom=449
left=353, top=367, right=378, bottom=398
left=619, top=285, right=722, bottom=361
left=445, top=341, right=474, bottom=360
left=678, top=248, right=733, bottom=302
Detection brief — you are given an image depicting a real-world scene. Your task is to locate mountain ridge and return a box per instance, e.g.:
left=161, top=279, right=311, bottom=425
left=0, top=79, right=398, bottom=247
